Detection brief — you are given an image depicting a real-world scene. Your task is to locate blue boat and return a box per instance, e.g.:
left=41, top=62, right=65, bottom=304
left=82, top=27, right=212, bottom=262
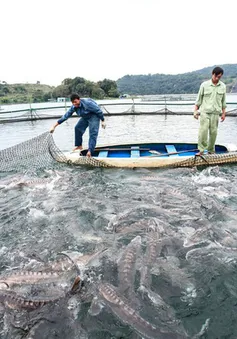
left=63, top=142, right=237, bottom=168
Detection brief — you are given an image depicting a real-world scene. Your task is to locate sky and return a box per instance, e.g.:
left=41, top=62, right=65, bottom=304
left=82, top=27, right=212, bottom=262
left=1, top=0, right=237, bottom=86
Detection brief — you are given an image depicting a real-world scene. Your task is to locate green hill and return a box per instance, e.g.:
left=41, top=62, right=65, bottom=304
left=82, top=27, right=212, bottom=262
left=0, top=83, right=53, bottom=104
left=0, top=77, right=119, bottom=104
left=1, top=64, right=237, bottom=104
left=117, top=64, right=237, bottom=95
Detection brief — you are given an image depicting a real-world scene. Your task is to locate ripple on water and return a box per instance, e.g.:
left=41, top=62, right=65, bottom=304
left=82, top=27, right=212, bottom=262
left=1, top=164, right=237, bottom=338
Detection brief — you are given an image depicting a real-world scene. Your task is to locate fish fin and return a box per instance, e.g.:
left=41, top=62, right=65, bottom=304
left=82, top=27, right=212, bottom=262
left=88, top=297, right=103, bottom=316
left=71, top=276, right=82, bottom=293
left=56, top=251, right=81, bottom=274
left=192, top=318, right=210, bottom=338
left=0, top=282, right=9, bottom=289
left=150, top=265, right=160, bottom=275
left=138, top=285, right=167, bottom=308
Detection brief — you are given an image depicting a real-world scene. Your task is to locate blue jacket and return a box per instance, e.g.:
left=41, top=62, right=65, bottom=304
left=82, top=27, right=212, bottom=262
left=57, top=98, right=104, bottom=124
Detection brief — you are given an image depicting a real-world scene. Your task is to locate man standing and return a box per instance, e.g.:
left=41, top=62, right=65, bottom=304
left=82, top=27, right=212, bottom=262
left=194, top=67, right=226, bottom=155
left=50, top=94, right=106, bottom=157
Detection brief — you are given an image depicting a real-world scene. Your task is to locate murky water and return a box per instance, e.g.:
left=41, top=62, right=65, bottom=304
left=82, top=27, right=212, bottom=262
left=1, top=116, right=237, bottom=338
left=1, top=114, right=237, bottom=151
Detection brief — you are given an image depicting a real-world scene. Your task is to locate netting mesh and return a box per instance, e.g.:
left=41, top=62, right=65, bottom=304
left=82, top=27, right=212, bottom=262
left=0, top=132, right=68, bottom=172
left=0, top=132, right=113, bottom=172
left=67, top=156, right=114, bottom=168
left=1, top=132, right=237, bottom=172
left=67, top=151, right=237, bottom=168
left=62, top=149, right=237, bottom=168
left=168, top=152, right=237, bottom=168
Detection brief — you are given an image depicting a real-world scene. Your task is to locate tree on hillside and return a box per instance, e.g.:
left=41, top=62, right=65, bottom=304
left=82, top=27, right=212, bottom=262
left=98, top=79, right=119, bottom=97
left=32, top=89, right=44, bottom=102
left=52, top=85, right=71, bottom=98
left=69, top=77, right=86, bottom=92
left=52, top=76, right=119, bottom=99
left=0, top=84, right=10, bottom=97
left=117, top=64, right=237, bottom=94
left=13, top=85, right=27, bottom=93
left=91, top=86, right=105, bottom=99
left=62, top=78, right=72, bottom=86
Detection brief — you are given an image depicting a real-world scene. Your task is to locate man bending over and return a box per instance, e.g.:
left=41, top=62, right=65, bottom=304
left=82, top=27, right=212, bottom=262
left=50, top=94, right=106, bottom=157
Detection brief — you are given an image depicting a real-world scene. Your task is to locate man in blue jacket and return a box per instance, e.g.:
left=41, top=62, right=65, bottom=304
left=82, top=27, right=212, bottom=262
left=50, top=93, right=106, bottom=157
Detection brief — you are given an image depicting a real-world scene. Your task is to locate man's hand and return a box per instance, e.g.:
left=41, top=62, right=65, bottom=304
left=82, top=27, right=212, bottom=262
left=50, top=122, right=59, bottom=133
left=221, top=113, right=226, bottom=122
left=194, top=110, right=199, bottom=120
left=50, top=126, right=55, bottom=133
left=101, top=121, right=106, bottom=129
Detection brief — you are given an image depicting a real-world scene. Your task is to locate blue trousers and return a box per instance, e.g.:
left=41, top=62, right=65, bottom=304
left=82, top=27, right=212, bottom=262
left=75, top=115, right=100, bottom=152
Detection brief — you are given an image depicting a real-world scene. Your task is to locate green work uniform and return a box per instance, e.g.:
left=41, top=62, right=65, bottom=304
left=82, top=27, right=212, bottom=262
left=195, top=79, right=227, bottom=153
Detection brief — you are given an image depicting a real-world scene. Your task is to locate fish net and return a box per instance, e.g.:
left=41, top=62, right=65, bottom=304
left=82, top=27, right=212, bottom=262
left=166, top=152, right=237, bottom=168
left=66, top=156, right=113, bottom=168
left=0, top=132, right=68, bottom=172
left=0, top=132, right=113, bottom=172
left=65, top=151, right=237, bottom=168
left=1, top=131, right=237, bottom=172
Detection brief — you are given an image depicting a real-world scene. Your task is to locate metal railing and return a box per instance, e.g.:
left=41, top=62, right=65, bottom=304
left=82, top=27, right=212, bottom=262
left=0, top=101, right=237, bottom=123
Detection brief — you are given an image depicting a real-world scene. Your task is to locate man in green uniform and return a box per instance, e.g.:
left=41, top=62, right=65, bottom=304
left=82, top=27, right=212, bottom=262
left=194, top=66, right=226, bottom=155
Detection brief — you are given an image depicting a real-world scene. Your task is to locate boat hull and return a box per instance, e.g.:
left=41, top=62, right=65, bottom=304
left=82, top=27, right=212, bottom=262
left=61, top=142, right=237, bottom=168
left=63, top=153, right=192, bottom=168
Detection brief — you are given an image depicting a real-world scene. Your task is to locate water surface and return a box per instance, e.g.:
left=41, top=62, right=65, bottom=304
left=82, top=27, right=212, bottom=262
left=0, top=115, right=237, bottom=338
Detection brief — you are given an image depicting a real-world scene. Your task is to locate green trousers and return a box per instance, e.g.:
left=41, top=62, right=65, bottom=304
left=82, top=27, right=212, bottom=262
left=198, top=112, right=219, bottom=153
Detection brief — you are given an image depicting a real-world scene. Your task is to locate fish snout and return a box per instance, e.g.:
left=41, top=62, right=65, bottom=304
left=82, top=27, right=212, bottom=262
left=0, top=281, right=9, bottom=289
